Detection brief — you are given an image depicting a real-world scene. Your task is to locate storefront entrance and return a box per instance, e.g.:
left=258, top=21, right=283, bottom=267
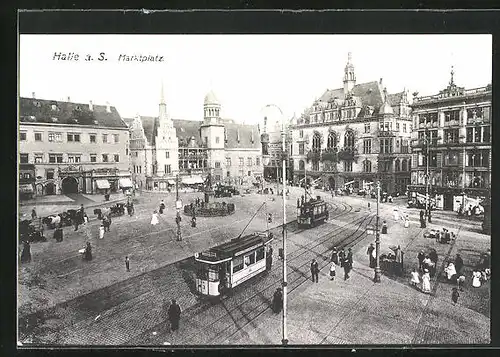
left=61, top=176, right=79, bottom=194
left=443, top=193, right=454, bottom=211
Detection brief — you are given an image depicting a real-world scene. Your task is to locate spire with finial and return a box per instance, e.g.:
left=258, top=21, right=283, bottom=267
left=347, top=52, right=352, bottom=64
left=343, top=52, right=356, bottom=94
left=449, top=65, right=455, bottom=86
left=160, top=79, right=165, bottom=104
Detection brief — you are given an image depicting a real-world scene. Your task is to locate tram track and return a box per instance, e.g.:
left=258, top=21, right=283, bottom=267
left=124, top=200, right=373, bottom=345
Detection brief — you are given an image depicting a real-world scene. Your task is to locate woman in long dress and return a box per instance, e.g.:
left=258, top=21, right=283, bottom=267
left=445, top=262, right=457, bottom=281
left=151, top=210, right=159, bottom=226
left=472, top=271, right=481, bottom=288
left=329, top=262, right=336, bottom=281
left=410, top=268, right=420, bottom=287
left=421, top=269, right=431, bottom=293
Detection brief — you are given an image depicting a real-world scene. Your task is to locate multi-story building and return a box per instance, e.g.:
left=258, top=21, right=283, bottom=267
left=409, top=70, right=491, bottom=211
left=289, top=53, right=413, bottom=194
left=19, top=95, right=132, bottom=197
left=126, top=88, right=263, bottom=190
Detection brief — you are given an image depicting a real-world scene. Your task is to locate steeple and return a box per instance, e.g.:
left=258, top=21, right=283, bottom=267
left=158, top=80, right=170, bottom=127
left=343, top=52, right=356, bottom=95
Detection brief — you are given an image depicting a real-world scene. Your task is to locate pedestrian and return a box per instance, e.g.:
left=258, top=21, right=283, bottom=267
left=395, top=245, right=403, bottom=277
left=159, top=200, right=165, bottom=214
left=456, top=275, right=465, bottom=291
left=339, top=249, right=346, bottom=268
left=331, top=247, right=339, bottom=265
left=329, top=262, right=336, bottom=281
left=167, top=299, right=181, bottom=332
left=106, top=212, right=112, bottom=231
left=272, top=288, right=283, bottom=313
left=54, top=224, right=63, bottom=242
left=393, top=209, right=399, bottom=221
left=126, top=202, right=132, bottom=216
left=472, top=271, right=481, bottom=288
left=191, top=215, right=197, bottom=228
left=347, top=248, right=353, bottom=267
left=83, top=242, right=92, bottom=261
left=429, top=249, right=438, bottom=277
left=444, top=262, right=457, bottom=281
left=125, top=256, right=130, bottom=272
left=428, top=209, right=432, bottom=223
left=451, top=287, right=459, bottom=305
left=310, top=259, right=319, bottom=283
left=343, top=257, right=350, bottom=280
left=381, top=221, right=388, bottom=234
left=417, top=250, right=425, bottom=271
left=421, top=269, right=431, bottom=294
left=21, top=241, right=31, bottom=263
left=410, top=268, right=420, bottom=287
left=73, top=216, right=80, bottom=231
left=31, top=208, right=37, bottom=220
left=267, top=213, right=273, bottom=223
left=266, top=246, right=273, bottom=270
left=151, top=210, right=159, bottom=226
left=404, top=214, right=410, bottom=228
left=368, top=202, right=371, bottom=211
left=99, top=224, right=105, bottom=239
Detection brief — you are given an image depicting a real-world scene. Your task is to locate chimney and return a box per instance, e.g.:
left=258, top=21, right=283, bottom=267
left=67, top=96, right=71, bottom=102
left=379, top=78, right=383, bottom=84
left=106, top=101, right=111, bottom=113
left=89, top=100, right=93, bottom=111
left=32, top=92, right=35, bottom=99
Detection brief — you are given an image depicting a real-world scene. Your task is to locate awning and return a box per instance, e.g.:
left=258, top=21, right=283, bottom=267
left=19, top=184, right=34, bottom=193
left=181, top=176, right=204, bottom=185
left=95, top=179, right=110, bottom=189
left=167, top=180, right=176, bottom=185
left=119, top=178, right=133, bottom=188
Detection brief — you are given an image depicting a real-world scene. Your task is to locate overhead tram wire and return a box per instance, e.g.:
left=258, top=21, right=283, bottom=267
left=237, top=201, right=267, bottom=239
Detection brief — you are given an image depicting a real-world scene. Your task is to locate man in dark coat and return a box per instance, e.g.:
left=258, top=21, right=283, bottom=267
left=83, top=242, right=92, bottom=261
left=454, top=254, right=464, bottom=274
left=191, top=215, right=197, bottom=228
left=347, top=248, right=353, bottom=268
left=417, top=250, right=425, bottom=271
left=53, top=224, right=63, bottom=242
left=168, top=299, right=181, bottom=332
left=343, top=257, right=351, bottom=280
left=272, top=288, right=283, bottom=313
left=419, top=210, right=426, bottom=228
left=310, top=259, right=319, bottom=283
left=31, top=208, right=37, bottom=220
left=21, top=241, right=31, bottom=263
left=367, top=243, right=375, bottom=268
left=339, top=249, right=346, bottom=268
left=331, top=247, right=339, bottom=265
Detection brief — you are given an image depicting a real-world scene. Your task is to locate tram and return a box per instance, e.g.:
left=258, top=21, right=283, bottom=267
left=194, top=232, right=274, bottom=297
left=297, top=195, right=329, bottom=228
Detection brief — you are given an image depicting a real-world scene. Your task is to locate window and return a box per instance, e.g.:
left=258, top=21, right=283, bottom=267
left=363, top=139, right=372, bottom=154
left=114, top=154, right=119, bottom=162
left=102, top=134, right=108, bottom=143
left=467, top=127, right=490, bottom=143
left=395, top=159, right=400, bottom=172
left=67, top=155, right=81, bottom=163
left=299, top=160, right=305, bottom=170
left=299, top=143, right=305, bottom=155
left=299, top=130, right=304, bottom=138
left=102, top=154, right=109, bottom=162
left=113, top=134, right=119, bottom=143
left=34, top=154, right=43, bottom=163
left=312, top=133, right=321, bottom=151
left=215, top=161, right=221, bottom=169
left=467, top=150, right=489, bottom=167
left=248, top=171, right=251, bottom=176
left=256, top=157, right=260, bottom=166
left=165, top=164, right=171, bottom=174
left=90, top=154, right=97, bottom=163
left=46, top=169, right=54, bottom=179
left=312, top=161, right=319, bottom=171
left=48, top=132, right=62, bottom=142
left=443, top=129, right=459, bottom=144
left=247, top=157, right=252, bottom=166
left=89, top=134, right=96, bottom=143
left=403, top=123, right=407, bottom=133
left=67, top=133, right=80, bottom=142
left=364, top=123, right=370, bottom=133
left=239, top=157, right=244, bottom=166
left=443, top=151, right=459, bottom=166
left=48, top=154, right=63, bottom=163
left=401, top=140, right=409, bottom=154
left=227, top=171, right=230, bottom=177
left=20, top=153, right=29, bottom=163
left=344, top=161, right=353, bottom=172
left=444, top=110, right=460, bottom=123
left=396, top=122, right=400, bottom=131
left=380, top=138, right=393, bottom=153
left=256, top=247, right=265, bottom=261
left=363, top=160, right=372, bottom=172
left=380, top=161, right=392, bottom=172
left=244, top=252, right=256, bottom=267
left=165, top=151, right=170, bottom=159
left=344, top=131, right=354, bottom=148
left=233, top=256, right=244, bottom=273
left=20, top=132, right=27, bottom=141
left=34, top=132, right=42, bottom=141
left=401, top=159, right=408, bottom=171
left=215, top=136, right=220, bottom=144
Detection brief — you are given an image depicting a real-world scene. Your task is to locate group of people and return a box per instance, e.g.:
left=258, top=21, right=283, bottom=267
left=419, top=209, right=432, bottom=228
left=329, top=246, right=353, bottom=280
left=417, top=248, right=439, bottom=278
left=458, top=203, right=482, bottom=218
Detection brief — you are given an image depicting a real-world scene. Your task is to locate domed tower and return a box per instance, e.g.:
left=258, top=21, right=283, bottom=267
left=200, top=90, right=225, bottom=184
left=343, top=52, right=356, bottom=95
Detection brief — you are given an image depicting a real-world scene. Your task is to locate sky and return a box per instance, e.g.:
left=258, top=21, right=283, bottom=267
left=19, top=34, right=492, bottom=125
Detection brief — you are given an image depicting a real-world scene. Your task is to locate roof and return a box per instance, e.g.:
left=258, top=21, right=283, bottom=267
left=126, top=116, right=259, bottom=149
left=123, top=117, right=135, bottom=127
left=205, top=233, right=272, bottom=260
left=19, top=97, right=128, bottom=129
left=204, top=90, right=220, bottom=105
left=224, top=122, right=260, bottom=150
left=318, top=81, right=384, bottom=108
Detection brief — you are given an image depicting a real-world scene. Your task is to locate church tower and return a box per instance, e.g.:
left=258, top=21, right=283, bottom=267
left=343, top=52, right=356, bottom=95
left=200, top=89, right=225, bottom=183
left=154, top=81, right=179, bottom=179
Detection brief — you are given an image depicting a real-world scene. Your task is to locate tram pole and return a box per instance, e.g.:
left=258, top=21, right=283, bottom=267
left=281, top=111, right=288, bottom=346
left=374, top=181, right=381, bottom=283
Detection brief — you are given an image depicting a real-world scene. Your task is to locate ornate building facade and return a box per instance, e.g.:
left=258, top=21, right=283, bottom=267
left=126, top=88, right=263, bottom=190
left=408, top=69, right=491, bottom=211
left=289, top=53, right=413, bottom=194
left=19, top=95, right=132, bottom=197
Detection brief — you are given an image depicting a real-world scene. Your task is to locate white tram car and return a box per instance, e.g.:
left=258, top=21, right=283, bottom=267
left=194, top=232, right=274, bottom=297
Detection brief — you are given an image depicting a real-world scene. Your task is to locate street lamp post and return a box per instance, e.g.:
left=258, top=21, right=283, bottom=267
left=176, top=174, right=182, bottom=241
left=264, top=104, right=288, bottom=345
left=374, top=181, right=381, bottom=283
left=424, top=124, right=431, bottom=222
